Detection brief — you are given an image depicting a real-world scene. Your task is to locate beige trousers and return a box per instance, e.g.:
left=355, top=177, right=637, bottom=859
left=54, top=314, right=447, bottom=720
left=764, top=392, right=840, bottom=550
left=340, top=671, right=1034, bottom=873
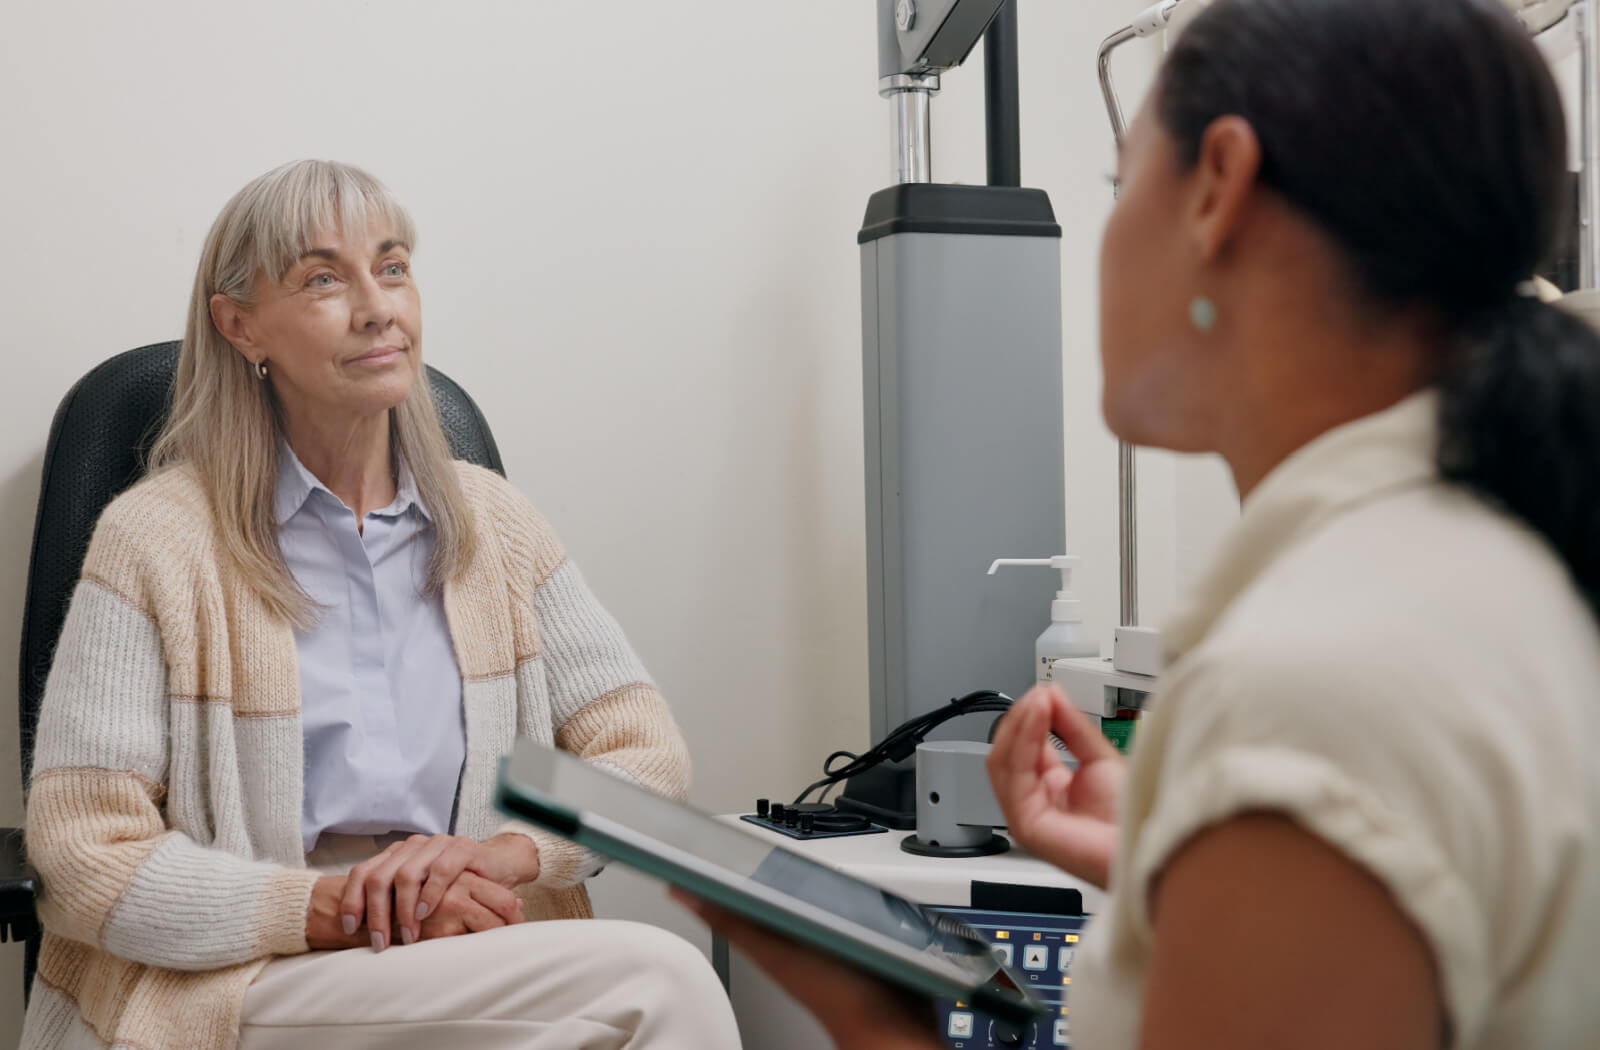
left=238, top=835, right=742, bottom=1050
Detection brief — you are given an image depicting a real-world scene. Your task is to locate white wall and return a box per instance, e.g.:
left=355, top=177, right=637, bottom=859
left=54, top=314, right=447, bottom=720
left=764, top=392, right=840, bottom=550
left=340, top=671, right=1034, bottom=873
left=0, top=1, right=1235, bottom=1042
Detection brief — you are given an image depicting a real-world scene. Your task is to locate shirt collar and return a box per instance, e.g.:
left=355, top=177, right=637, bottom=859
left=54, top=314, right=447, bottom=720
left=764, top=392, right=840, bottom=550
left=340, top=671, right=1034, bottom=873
left=1162, top=389, right=1440, bottom=665
left=274, top=441, right=319, bottom=525
left=274, top=439, right=430, bottom=525
left=393, top=456, right=426, bottom=521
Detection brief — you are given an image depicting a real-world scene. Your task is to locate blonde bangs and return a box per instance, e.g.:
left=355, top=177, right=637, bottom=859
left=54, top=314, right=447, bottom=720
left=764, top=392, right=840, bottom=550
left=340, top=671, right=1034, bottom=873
left=259, top=165, right=417, bottom=284
left=212, top=161, right=419, bottom=303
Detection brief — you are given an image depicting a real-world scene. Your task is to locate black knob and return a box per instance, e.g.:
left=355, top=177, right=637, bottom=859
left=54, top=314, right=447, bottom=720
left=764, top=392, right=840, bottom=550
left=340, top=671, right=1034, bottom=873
left=756, top=798, right=770, bottom=819
left=784, top=809, right=800, bottom=827
left=993, top=1020, right=1027, bottom=1047
left=799, top=813, right=815, bottom=834
left=771, top=803, right=785, bottom=823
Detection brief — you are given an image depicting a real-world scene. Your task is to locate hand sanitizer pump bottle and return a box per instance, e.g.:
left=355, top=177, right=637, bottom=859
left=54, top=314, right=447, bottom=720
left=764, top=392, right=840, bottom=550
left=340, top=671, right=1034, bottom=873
left=988, top=556, right=1101, bottom=685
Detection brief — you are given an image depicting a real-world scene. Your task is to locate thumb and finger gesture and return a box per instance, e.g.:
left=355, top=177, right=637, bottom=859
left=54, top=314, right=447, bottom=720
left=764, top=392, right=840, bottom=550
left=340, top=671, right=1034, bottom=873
left=987, top=685, right=1125, bottom=890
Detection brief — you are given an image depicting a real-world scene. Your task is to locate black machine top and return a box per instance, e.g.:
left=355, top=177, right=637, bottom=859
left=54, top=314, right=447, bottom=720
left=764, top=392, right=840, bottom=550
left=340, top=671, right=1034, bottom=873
left=858, top=184, right=1061, bottom=244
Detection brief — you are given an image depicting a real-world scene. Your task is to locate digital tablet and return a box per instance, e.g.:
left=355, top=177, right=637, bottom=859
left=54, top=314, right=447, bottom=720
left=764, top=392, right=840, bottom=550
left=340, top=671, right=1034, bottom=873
left=495, top=741, right=1046, bottom=1025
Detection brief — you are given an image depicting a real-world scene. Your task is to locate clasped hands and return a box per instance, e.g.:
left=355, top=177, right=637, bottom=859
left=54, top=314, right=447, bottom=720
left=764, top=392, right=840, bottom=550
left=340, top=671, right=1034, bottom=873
left=307, top=832, right=541, bottom=952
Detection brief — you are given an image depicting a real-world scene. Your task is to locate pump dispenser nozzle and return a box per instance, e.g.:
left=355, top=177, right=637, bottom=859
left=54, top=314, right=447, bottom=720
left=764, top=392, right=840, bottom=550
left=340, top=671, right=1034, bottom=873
left=988, top=555, right=1100, bottom=681
left=987, top=556, right=1083, bottom=623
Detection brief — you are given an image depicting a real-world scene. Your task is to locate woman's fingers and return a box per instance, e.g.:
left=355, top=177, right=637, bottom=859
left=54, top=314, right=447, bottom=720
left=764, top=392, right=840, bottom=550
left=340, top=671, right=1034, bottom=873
left=464, top=872, right=525, bottom=927
left=1045, top=686, right=1120, bottom=765
left=392, top=835, right=455, bottom=946
left=673, top=891, right=778, bottom=961
left=673, top=890, right=849, bottom=1006
left=363, top=840, right=424, bottom=950
left=995, top=686, right=1052, bottom=749
left=671, top=891, right=940, bottom=1045
left=361, top=835, right=462, bottom=951
left=411, top=837, right=476, bottom=938
left=456, top=894, right=507, bottom=934
left=335, top=836, right=522, bottom=949
left=989, top=689, right=1056, bottom=823
left=340, top=839, right=405, bottom=943
left=412, top=874, right=523, bottom=939
left=987, top=689, right=1038, bottom=795
left=983, top=687, right=1124, bottom=888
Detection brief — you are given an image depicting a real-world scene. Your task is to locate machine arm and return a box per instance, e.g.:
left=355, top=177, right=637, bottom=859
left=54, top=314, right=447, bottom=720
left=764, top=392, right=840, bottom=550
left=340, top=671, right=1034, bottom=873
left=879, top=0, right=1009, bottom=78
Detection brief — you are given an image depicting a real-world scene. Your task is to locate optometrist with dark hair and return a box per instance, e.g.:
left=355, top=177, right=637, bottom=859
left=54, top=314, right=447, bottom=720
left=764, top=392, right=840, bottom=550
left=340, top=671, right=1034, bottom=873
left=681, top=1, right=1600, bottom=1047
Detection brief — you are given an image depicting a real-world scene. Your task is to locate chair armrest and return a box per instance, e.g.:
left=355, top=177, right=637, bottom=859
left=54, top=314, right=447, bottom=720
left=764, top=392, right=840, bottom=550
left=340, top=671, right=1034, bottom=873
left=0, top=828, right=39, bottom=943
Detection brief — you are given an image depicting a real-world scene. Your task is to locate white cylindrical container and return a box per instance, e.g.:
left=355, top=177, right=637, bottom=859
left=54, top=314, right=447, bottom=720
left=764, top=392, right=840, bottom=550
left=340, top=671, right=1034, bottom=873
left=987, top=556, right=1102, bottom=684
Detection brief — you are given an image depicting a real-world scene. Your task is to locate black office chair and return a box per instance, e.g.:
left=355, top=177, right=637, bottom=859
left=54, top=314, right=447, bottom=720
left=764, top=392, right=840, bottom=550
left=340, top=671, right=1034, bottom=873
left=6, top=340, right=505, bottom=997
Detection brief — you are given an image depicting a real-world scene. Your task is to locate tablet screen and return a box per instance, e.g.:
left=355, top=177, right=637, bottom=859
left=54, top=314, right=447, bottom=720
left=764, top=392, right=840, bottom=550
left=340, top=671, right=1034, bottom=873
left=498, top=743, right=1038, bottom=1018
left=745, top=846, right=996, bottom=968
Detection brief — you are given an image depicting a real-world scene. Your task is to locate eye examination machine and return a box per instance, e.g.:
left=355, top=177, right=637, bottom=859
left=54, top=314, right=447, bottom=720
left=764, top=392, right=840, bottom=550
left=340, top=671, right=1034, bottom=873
left=711, top=0, right=1600, bottom=1047
left=716, top=3, right=1155, bottom=1047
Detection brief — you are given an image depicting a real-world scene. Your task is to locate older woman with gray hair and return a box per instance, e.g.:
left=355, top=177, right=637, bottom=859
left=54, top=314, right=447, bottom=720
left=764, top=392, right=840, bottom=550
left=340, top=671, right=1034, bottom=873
left=21, top=160, right=741, bottom=1050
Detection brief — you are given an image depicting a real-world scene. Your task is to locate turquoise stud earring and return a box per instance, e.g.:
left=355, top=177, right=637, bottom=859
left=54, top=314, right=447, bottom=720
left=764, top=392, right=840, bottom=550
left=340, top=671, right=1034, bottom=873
left=1189, top=296, right=1218, bottom=332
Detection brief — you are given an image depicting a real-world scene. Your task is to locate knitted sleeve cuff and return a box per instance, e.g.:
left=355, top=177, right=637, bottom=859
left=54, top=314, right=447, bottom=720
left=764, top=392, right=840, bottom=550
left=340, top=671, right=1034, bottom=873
left=253, top=868, right=322, bottom=957
left=493, top=820, right=606, bottom=889
left=97, top=836, right=322, bottom=970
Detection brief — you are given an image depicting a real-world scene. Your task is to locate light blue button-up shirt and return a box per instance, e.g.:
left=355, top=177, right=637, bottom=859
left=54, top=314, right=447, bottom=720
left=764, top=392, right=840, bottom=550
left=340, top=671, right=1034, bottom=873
left=276, top=443, right=467, bottom=854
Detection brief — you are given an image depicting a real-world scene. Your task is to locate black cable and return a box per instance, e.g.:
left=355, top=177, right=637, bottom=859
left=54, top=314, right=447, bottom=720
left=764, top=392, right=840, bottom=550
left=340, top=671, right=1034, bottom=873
left=792, top=691, right=1014, bottom=805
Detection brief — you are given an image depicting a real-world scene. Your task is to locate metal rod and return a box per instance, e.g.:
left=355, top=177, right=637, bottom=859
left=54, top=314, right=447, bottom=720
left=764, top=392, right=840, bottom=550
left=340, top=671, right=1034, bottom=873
left=1098, top=21, right=1141, bottom=626
left=891, top=89, right=933, bottom=183
left=984, top=0, right=1022, bottom=187
left=1097, top=26, right=1138, bottom=145
left=881, top=74, right=939, bottom=184
left=889, top=88, right=933, bottom=183
left=1118, top=444, right=1138, bottom=626
left=1583, top=0, right=1600, bottom=287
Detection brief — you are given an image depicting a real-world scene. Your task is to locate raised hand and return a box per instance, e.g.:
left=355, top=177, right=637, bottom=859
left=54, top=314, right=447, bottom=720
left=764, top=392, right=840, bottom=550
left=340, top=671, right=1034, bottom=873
left=987, top=685, right=1126, bottom=890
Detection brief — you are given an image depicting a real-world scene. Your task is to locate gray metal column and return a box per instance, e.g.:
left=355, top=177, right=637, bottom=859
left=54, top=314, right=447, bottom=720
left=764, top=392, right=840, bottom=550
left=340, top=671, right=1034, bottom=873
left=860, top=186, right=1066, bottom=740
left=1582, top=0, right=1600, bottom=286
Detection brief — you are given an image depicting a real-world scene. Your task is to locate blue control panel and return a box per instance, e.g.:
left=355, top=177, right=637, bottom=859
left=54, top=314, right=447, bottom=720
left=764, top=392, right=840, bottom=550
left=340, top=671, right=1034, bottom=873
left=930, top=907, right=1088, bottom=1050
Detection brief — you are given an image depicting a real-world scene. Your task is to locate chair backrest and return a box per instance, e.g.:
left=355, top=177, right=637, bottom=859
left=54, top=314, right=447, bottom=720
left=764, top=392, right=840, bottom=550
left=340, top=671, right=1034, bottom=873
left=16, top=341, right=505, bottom=782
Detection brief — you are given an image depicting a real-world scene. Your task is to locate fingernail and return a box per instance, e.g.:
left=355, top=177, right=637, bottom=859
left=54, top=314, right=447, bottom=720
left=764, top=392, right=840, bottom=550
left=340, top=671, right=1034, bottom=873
left=416, top=902, right=430, bottom=921
left=342, top=915, right=357, bottom=936
left=371, top=931, right=385, bottom=952
left=400, top=926, right=416, bottom=946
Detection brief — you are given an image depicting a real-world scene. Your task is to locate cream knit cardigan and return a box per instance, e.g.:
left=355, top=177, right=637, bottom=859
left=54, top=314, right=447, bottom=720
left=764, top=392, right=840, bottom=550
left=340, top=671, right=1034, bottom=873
left=21, top=462, right=691, bottom=1050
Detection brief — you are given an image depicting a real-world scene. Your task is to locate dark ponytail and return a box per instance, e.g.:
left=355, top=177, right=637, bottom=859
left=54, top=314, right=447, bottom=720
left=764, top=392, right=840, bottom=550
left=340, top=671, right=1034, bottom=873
left=1439, top=299, right=1600, bottom=615
left=1160, top=0, right=1600, bottom=619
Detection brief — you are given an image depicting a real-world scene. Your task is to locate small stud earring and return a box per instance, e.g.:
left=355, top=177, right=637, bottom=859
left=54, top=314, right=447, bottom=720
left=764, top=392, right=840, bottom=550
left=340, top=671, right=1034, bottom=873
left=1189, top=296, right=1218, bottom=333
left=256, top=360, right=269, bottom=380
